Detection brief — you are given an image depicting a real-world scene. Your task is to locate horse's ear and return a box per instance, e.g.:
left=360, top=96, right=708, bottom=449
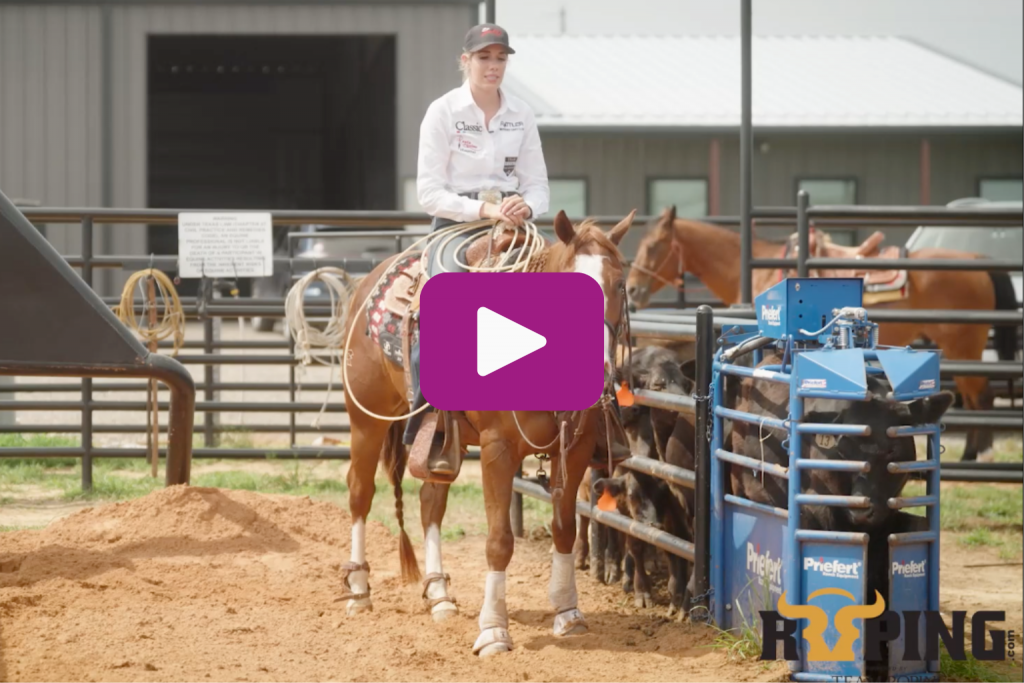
left=554, top=210, right=575, bottom=245
left=608, top=209, right=637, bottom=246
left=669, top=205, right=677, bottom=223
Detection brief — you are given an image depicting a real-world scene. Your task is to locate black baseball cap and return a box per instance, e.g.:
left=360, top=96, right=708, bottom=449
left=463, top=23, right=516, bottom=54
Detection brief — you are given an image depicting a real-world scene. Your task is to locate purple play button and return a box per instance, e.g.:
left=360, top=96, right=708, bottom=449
left=420, top=272, right=605, bottom=411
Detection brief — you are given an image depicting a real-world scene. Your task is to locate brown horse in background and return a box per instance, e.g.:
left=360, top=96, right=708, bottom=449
left=626, top=206, right=1018, bottom=461
left=339, top=210, right=636, bottom=657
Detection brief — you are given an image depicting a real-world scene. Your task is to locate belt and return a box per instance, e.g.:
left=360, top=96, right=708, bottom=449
left=458, top=190, right=520, bottom=203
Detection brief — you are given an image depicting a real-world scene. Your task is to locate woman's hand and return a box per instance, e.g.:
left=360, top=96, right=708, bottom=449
left=480, top=199, right=529, bottom=227
left=499, top=195, right=532, bottom=226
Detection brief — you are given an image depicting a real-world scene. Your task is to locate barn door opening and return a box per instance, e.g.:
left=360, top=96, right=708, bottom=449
left=147, top=34, right=396, bottom=294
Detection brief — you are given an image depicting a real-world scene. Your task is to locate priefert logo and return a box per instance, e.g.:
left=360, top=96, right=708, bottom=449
left=747, top=542, right=783, bottom=586
left=892, top=559, right=927, bottom=578
left=804, top=556, right=861, bottom=580
left=761, top=305, right=782, bottom=326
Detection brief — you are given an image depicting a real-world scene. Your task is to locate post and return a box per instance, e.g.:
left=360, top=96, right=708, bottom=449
left=203, top=310, right=215, bottom=447
left=692, top=305, right=714, bottom=622
left=797, top=190, right=810, bottom=278
left=739, top=0, right=753, bottom=304
left=919, top=138, right=932, bottom=206
left=485, top=0, right=495, bottom=23
left=511, top=464, right=524, bottom=538
left=81, top=216, right=94, bottom=491
left=147, top=274, right=160, bottom=478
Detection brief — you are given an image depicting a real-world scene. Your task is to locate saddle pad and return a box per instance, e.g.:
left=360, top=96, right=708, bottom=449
left=365, top=254, right=422, bottom=367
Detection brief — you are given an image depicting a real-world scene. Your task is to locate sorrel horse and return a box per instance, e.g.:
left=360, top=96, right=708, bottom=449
left=626, top=206, right=1018, bottom=461
left=340, top=210, right=635, bottom=656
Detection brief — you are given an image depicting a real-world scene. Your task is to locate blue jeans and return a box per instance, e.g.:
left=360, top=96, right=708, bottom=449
left=403, top=216, right=489, bottom=444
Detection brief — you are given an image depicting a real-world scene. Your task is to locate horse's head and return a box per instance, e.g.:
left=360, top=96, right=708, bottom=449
left=626, top=205, right=679, bottom=309
left=549, top=209, right=636, bottom=382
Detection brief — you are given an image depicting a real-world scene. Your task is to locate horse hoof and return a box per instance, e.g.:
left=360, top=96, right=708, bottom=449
left=553, top=608, right=588, bottom=637
left=346, top=598, right=373, bottom=616
left=473, top=627, right=513, bottom=658
left=478, top=642, right=510, bottom=658
left=431, top=601, right=459, bottom=623
left=634, top=592, right=653, bottom=609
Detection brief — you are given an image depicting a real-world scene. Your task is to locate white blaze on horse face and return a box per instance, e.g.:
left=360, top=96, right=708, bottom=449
left=574, top=254, right=612, bottom=372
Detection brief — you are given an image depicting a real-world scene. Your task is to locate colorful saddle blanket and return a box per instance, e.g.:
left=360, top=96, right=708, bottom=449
left=365, top=254, right=423, bottom=367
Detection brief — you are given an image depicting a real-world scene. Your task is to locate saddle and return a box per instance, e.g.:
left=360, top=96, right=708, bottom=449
left=783, top=228, right=908, bottom=305
left=365, top=224, right=530, bottom=484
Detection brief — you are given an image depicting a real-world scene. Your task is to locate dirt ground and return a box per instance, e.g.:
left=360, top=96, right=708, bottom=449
left=0, top=485, right=1021, bottom=683
left=0, top=487, right=787, bottom=683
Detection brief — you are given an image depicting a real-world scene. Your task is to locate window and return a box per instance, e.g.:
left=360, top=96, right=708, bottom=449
left=797, top=178, right=858, bottom=245
left=797, top=178, right=858, bottom=206
left=979, top=178, right=1023, bottom=202
left=547, top=178, right=588, bottom=218
left=647, top=179, right=708, bottom=218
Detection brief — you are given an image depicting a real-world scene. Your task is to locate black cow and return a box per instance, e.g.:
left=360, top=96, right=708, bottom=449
left=589, top=347, right=699, bottom=616
left=729, top=353, right=953, bottom=679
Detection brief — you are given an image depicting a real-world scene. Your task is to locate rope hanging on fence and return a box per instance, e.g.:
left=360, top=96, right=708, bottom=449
left=284, top=267, right=359, bottom=429
left=115, top=268, right=186, bottom=356
left=114, top=268, right=186, bottom=478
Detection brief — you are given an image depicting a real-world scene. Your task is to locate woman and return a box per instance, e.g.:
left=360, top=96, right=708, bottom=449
left=404, top=23, right=551, bottom=451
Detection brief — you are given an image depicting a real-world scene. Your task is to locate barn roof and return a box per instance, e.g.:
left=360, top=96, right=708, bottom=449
left=501, top=35, right=1024, bottom=131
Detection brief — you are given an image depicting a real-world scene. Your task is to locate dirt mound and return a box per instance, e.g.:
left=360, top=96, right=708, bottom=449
left=0, top=486, right=784, bottom=682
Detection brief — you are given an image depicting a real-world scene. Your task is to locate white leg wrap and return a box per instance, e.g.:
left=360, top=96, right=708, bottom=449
left=478, top=571, right=508, bottom=631
left=424, top=524, right=447, bottom=602
left=348, top=518, right=369, bottom=597
left=550, top=551, right=587, bottom=637
left=548, top=551, right=578, bottom=613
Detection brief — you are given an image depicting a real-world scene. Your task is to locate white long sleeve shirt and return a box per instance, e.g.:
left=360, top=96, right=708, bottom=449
left=416, top=80, right=550, bottom=223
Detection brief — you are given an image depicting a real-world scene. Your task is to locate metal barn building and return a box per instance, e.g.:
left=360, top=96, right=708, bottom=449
left=0, top=2, right=1020, bottom=294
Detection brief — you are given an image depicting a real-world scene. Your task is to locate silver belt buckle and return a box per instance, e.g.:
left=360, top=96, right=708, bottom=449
left=478, top=188, right=502, bottom=205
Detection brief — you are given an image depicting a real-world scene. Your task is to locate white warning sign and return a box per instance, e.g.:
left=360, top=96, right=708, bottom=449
left=177, top=212, right=274, bottom=278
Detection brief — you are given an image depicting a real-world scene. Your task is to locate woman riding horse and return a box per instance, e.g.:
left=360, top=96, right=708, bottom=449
left=404, top=23, right=550, bottom=453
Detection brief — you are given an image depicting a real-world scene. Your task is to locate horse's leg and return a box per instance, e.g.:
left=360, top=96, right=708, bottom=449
left=574, top=472, right=590, bottom=570
left=473, top=436, right=518, bottom=657
left=420, top=481, right=459, bottom=621
left=344, top=414, right=389, bottom=615
left=548, top=448, right=592, bottom=638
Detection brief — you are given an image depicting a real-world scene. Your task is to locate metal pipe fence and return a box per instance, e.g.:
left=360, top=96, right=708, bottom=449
left=2, top=206, right=1020, bottom=487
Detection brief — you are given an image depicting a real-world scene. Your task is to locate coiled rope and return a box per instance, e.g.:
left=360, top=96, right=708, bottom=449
left=284, top=267, right=358, bottom=428
left=339, top=219, right=547, bottom=423
left=115, top=268, right=186, bottom=356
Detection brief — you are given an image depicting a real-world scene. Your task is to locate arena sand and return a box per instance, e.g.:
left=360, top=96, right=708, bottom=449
left=0, top=486, right=787, bottom=682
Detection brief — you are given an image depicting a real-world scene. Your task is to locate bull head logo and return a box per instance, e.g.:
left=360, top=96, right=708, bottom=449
left=777, top=589, right=886, bottom=661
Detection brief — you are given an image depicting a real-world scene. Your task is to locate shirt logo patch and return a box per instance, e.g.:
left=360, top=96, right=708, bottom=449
left=500, top=120, right=524, bottom=131
left=456, top=121, right=484, bottom=133
left=504, top=156, right=517, bottom=176
left=459, top=138, right=480, bottom=153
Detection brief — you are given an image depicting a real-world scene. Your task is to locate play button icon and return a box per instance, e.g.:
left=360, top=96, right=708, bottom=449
left=476, top=307, right=546, bottom=376
left=419, top=272, right=604, bottom=411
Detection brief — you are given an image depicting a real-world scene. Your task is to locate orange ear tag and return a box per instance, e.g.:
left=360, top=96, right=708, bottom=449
left=616, top=382, right=635, bottom=407
left=597, top=489, right=618, bottom=512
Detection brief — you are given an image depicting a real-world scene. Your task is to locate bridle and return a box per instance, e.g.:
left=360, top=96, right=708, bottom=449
left=629, top=236, right=684, bottom=293
left=510, top=266, right=634, bottom=529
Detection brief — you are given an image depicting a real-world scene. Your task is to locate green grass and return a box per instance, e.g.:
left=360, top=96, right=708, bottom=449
left=901, top=479, right=1022, bottom=559
left=940, top=642, right=1019, bottom=682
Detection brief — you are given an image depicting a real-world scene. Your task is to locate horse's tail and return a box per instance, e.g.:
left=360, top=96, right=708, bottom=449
left=988, top=271, right=1019, bottom=362
left=382, top=420, right=422, bottom=584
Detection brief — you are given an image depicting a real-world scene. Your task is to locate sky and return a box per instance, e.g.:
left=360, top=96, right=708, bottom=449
left=488, top=0, right=1024, bottom=84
